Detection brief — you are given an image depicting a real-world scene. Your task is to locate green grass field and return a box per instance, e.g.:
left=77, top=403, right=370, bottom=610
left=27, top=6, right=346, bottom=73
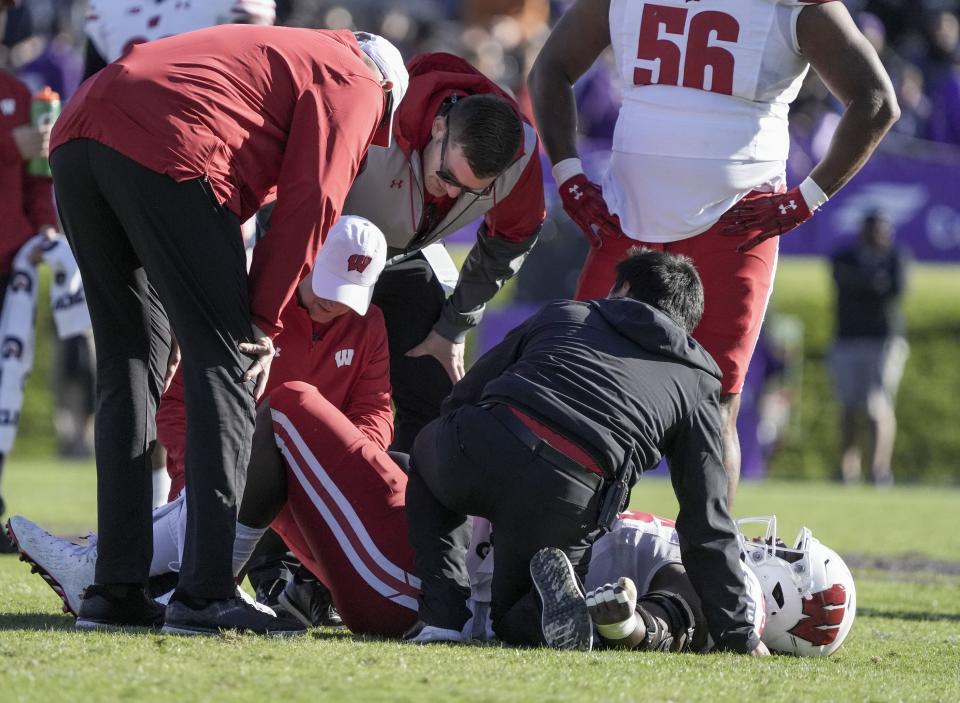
left=2, top=460, right=959, bottom=702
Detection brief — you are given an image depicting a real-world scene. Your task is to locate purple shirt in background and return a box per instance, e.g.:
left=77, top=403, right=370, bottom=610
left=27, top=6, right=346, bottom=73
left=17, top=37, right=83, bottom=101
left=926, top=67, right=960, bottom=145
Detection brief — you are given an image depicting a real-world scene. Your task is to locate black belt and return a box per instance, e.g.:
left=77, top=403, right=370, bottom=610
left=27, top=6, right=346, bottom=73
left=481, top=403, right=604, bottom=492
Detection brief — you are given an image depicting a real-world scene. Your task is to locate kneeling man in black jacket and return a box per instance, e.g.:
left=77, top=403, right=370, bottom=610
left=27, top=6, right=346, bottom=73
left=405, top=248, right=768, bottom=656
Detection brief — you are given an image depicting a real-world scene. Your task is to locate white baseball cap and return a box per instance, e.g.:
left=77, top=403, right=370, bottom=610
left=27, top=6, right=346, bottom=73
left=311, top=216, right=387, bottom=316
left=354, top=31, right=409, bottom=148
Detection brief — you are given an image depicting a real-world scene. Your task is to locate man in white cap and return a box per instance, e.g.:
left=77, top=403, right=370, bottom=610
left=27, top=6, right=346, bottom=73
left=48, top=24, right=408, bottom=633
left=10, top=215, right=397, bottom=636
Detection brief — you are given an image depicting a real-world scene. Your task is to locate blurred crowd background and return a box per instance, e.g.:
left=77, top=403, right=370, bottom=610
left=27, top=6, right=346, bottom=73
left=2, top=0, right=959, bottom=485
left=4, top=0, right=960, bottom=146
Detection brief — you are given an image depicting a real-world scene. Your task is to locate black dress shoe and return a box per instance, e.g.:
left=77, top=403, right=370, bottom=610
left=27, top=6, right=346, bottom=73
left=75, top=584, right=166, bottom=630
left=161, top=595, right=305, bottom=637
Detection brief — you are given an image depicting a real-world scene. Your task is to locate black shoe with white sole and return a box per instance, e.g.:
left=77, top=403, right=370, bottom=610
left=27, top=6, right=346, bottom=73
left=161, top=595, right=306, bottom=637
left=277, top=569, right=342, bottom=628
left=529, top=547, right=593, bottom=651
left=75, top=584, right=166, bottom=630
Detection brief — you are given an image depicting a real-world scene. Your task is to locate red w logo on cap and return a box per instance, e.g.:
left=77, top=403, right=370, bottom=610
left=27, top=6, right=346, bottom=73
left=788, top=584, right=848, bottom=645
left=347, top=254, right=373, bottom=273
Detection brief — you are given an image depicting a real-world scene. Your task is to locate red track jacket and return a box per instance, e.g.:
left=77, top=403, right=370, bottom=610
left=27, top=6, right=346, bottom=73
left=50, top=25, right=388, bottom=337
left=158, top=300, right=393, bottom=497
left=0, top=72, right=56, bottom=276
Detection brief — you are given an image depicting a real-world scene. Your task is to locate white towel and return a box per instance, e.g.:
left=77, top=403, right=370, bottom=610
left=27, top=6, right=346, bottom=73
left=42, top=237, right=92, bottom=338
left=0, top=234, right=91, bottom=454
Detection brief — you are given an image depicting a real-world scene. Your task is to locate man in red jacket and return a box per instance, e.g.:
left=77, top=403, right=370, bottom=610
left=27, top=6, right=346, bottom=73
left=0, top=0, right=58, bottom=552
left=262, top=53, right=546, bottom=452
left=48, top=24, right=408, bottom=634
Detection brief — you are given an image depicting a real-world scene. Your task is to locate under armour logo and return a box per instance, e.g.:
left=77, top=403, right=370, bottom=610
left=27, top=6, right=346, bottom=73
left=788, top=584, right=848, bottom=646
left=390, top=179, right=404, bottom=189
left=335, top=349, right=354, bottom=368
left=779, top=200, right=798, bottom=215
left=568, top=184, right=583, bottom=200
left=347, top=254, right=372, bottom=273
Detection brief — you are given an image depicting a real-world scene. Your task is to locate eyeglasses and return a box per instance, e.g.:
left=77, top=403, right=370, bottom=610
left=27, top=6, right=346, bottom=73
left=435, top=128, right=499, bottom=198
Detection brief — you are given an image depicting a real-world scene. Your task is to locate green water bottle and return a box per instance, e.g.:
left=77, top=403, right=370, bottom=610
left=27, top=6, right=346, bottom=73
left=28, top=86, right=60, bottom=177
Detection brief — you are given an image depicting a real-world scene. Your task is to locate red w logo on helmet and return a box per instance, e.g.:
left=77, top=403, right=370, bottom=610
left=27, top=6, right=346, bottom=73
left=788, top=584, right=847, bottom=645
left=347, top=254, right=373, bottom=273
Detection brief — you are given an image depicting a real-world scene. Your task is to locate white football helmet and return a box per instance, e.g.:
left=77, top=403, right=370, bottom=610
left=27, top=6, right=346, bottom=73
left=737, top=516, right=856, bottom=656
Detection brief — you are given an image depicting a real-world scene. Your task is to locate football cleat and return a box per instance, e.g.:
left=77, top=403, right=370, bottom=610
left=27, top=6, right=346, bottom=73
left=6, top=515, right=97, bottom=616
left=530, top=547, right=593, bottom=651
left=277, top=569, right=342, bottom=628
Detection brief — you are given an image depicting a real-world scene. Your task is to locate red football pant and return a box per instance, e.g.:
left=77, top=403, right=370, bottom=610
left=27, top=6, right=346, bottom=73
left=267, top=382, right=419, bottom=637
left=574, top=207, right=778, bottom=394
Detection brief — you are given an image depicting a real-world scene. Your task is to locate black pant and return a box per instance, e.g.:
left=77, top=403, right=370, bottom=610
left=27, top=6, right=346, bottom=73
left=407, top=404, right=603, bottom=645
left=51, top=140, right=255, bottom=600
left=371, top=255, right=450, bottom=453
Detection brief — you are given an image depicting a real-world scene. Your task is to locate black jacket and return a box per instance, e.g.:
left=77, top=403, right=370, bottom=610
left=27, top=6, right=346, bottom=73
left=831, top=245, right=907, bottom=339
left=445, top=298, right=759, bottom=653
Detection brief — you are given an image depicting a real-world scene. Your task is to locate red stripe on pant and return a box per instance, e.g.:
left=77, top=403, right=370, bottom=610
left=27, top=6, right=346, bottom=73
left=267, top=382, right=419, bottom=637
left=573, top=199, right=778, bottom=394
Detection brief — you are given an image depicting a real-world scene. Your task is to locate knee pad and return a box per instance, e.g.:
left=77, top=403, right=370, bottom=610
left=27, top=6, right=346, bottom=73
left=632, top=590, right=697, bottom=653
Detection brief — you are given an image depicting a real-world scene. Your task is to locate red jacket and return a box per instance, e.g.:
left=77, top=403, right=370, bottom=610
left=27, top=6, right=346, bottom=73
left=394, top=53, right=544, bottom=244
left=50, top=25, right=388, bottom=337
left=158, top=300, right=392, bottom=497
left=0, top=72, right=57, bottom=276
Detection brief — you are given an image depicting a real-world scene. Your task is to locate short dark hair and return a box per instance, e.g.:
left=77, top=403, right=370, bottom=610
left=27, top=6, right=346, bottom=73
left=614, top=248, right=704, bottom=333
left=446, top=94, right=523, bottom=179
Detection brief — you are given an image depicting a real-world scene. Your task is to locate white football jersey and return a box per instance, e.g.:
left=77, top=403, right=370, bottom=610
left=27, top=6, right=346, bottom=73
left=609, top=0, right=834, bottom=161
left=603, top=0, right=836, bottom=240
left=85, top=0, right=276, bottom=63
left=463, top=512, right=683, bottom=641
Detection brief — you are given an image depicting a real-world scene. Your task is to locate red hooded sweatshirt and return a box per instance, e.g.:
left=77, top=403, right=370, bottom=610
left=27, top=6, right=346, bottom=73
left=391, top=52, right=544, bottom=243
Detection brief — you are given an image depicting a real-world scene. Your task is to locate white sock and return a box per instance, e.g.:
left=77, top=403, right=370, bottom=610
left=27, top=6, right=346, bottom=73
left=150, top=493, right=186, bottom=576
left=152, top=467, right=172, bottom=509
left=233, top=523, right=267, bottom=577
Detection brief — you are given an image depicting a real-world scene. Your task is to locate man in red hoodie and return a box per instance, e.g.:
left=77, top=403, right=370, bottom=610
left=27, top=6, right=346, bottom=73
left=48, top=24, right=408, bottom=634
left=261, top=53, right=547, bottom=452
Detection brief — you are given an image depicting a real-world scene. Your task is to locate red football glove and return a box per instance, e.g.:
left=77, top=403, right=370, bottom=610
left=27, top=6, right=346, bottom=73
left=559, top=174, right=623, bottom=247
left=720, top=187, right=814, bottom=252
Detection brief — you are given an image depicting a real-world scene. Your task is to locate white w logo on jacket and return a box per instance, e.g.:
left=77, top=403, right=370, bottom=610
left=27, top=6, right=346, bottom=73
left=334, top=349, right=354, bottom=368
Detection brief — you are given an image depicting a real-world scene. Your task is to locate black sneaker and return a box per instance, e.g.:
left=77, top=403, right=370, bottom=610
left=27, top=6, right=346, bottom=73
left=0, top=524, right=17, bottom=554
left=277, top=568, right=342, bottom=628
left=529, top=547, right=593, bottom=651
left=75, top=584, right=166, bottom=630
left=0, top=495, right=16, bottom=555
left=161, top=595, right=306, bottom=637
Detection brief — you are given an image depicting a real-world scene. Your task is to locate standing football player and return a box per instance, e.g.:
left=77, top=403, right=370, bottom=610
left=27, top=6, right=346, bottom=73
left=528, top=0, right=899, bottom=504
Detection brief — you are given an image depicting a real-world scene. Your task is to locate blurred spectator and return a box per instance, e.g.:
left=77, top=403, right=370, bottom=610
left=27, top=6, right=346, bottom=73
left=891, top=63, right=932, bottom=139
left=0, top=0, right=57, bottom=550
left=828, top=211, right=909, bottom=486
left=925, top=58, right=960, bottom=144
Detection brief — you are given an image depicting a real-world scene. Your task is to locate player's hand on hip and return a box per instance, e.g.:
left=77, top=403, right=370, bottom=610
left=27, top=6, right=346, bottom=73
left=240, top=323, right=276, bottom=400
left=559, top=174, right=623, bottom=247
left=406, top=330, right=465, bottom=384
left=720, top=187, right=814, bottom=252
left=162, top=334, right=181, bottom=394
